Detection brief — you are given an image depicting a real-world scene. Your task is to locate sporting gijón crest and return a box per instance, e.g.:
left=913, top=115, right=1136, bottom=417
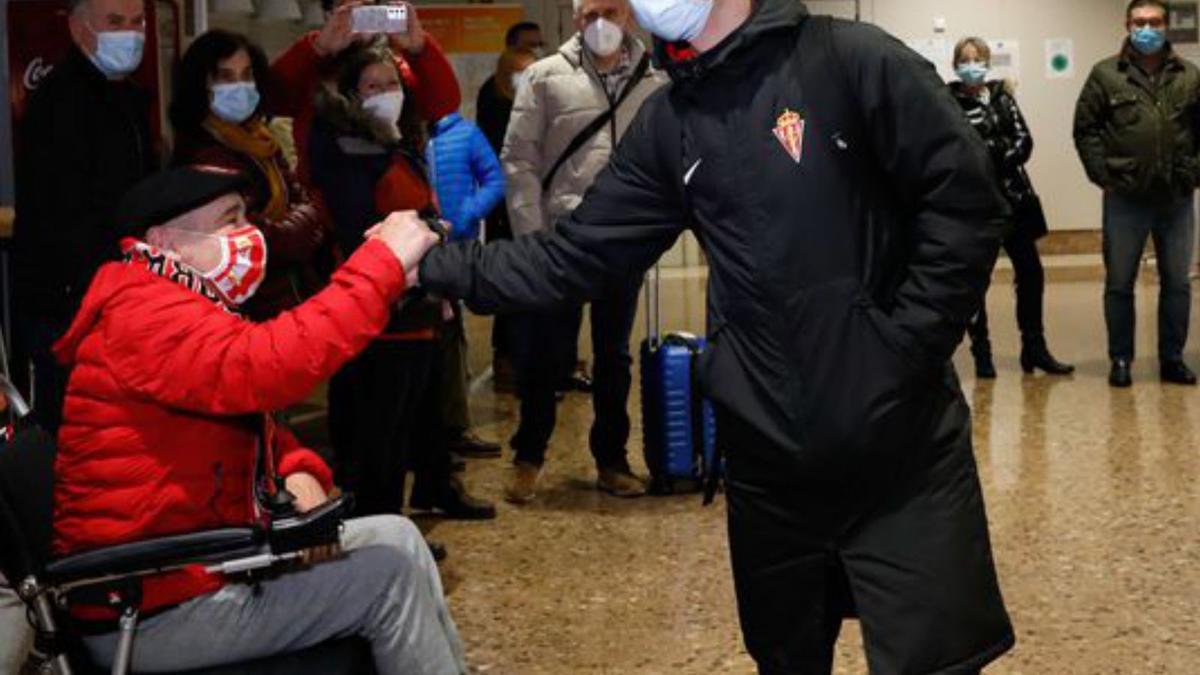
left=773, top=108, right=805, bottom=164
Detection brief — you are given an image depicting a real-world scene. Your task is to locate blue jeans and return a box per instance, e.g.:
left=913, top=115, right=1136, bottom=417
left=1102, top=192, right=1195, bottom=362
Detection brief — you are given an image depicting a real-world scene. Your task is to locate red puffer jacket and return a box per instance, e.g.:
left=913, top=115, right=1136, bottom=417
left=52, top=238, right=406, bottom=616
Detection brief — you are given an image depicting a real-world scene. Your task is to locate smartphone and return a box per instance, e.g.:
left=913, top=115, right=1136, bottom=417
left=351, top=5, right=408, bottom=34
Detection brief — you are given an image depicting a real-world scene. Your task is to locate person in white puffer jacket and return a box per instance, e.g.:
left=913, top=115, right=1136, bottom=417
left=498, top=0, right=666, bottom=504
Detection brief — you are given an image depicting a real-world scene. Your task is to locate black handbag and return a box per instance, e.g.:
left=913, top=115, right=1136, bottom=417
left=1012, top=192, right=1049, bottom=240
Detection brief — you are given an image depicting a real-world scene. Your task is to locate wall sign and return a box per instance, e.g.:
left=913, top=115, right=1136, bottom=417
left=1045, top=38, right=1075, bottom=80
left=1169, top=2, right=1200, bottom=44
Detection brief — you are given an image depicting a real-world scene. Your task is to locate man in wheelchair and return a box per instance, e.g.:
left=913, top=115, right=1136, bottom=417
left=40, top=165, right=467, bottom=673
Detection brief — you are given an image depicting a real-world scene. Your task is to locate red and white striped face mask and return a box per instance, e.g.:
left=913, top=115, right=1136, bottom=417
left=197, top=225, right=268, bottom=307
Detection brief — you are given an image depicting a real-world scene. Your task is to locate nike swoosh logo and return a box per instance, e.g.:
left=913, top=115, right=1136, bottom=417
left=683, top=159, right=703, bottom=186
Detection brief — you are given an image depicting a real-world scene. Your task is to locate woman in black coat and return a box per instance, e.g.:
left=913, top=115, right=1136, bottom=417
left=950, top=37, right=1074, bottom=377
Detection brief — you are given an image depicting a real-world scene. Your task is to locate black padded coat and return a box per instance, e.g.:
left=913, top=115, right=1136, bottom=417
left=421, top=3, right=1015, bottom=669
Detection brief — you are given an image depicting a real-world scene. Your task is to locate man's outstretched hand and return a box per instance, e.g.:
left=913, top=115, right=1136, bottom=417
left=366, top=210, right=440, bottom=289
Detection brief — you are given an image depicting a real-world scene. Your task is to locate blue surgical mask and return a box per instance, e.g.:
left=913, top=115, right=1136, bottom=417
left=1131, top=26, right=1167, bottom=55
left=210, top=82, right=261, bottom=124
left=629, top=0, right=713, bottom=43
left=956, top=61, right=990, bottom=86
left=87, top=26, right=145, bottom=79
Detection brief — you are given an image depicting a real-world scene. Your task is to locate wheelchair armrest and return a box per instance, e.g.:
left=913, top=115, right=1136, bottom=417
left=268, top=494, right=353, bottom=556
left=46, top=528, right=265, bottom=584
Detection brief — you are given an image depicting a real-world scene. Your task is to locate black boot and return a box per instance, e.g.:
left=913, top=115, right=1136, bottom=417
left=410, top=475, right=497, bottom=521
left=1020, top=335, right=1075, bottom=375
left=971, top=340, right=996, bottom=379
left=447, top=432, right=502, bottom=459
left=1109, top=359, right=1133, bottom=388
left=426, top=538, right=448, bottom=562
left=1161, top=360, right=1198, bottom=385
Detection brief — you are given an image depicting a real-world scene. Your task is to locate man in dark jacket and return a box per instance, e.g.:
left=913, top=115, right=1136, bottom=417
left=1073, top=0, right=1200, bottom=388
left=416, top=0, right=1014, bottom=672
left=12, top=0, right=156, bottom=432
left=476, top=23, right=544, bottom=168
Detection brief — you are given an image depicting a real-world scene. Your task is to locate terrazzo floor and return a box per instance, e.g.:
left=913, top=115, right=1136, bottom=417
left=423, top=271, right=1199, bottom=674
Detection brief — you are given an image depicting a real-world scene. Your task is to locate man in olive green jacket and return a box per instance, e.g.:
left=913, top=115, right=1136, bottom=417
left=1073, top=0, right=1199, bottom=388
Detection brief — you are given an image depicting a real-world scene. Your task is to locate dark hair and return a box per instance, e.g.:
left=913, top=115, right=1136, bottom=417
left=505, top=22, right=541, bottom=48
left=170, top=30, right=271, bottom=139
left=334, top=42, right=427, bottom=150
left=1127, top=0, right=1170, bottom=21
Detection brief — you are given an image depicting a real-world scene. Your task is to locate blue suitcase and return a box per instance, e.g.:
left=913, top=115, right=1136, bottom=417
left=639, top=268, right=719, bottom=496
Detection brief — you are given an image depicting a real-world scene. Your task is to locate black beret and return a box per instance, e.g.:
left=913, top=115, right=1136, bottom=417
left=117, top=165, right=250, bottom=239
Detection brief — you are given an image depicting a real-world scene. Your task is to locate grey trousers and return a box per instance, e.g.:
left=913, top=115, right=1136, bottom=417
left=84, top=516, right=467, bottom=674
left=0, top=575, right=34, bottom=674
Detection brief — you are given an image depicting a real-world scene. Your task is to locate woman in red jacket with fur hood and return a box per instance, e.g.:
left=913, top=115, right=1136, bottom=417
left=310, top=42, right=495, bottom=522
left=52, top=166, right=466, bottom=674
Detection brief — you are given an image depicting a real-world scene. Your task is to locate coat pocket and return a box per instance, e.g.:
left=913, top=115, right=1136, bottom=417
left=1104, top=156, right=1139, bottom=192
left=1172, top=154, right=1200, bottom=194
left=1108, top=94, right=1141, bottom=127
left=782, top=279, right=928, bottom=469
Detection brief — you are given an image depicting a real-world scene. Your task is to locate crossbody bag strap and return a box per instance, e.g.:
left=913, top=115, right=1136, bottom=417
left=541, top=52, right=652, bottom=191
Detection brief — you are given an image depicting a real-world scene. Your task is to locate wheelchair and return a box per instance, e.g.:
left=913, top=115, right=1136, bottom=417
left=0, top=376, right=378, bottom=675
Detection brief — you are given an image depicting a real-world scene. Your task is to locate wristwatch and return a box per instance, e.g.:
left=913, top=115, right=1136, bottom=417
left=422, top=216, right=449, bottom=245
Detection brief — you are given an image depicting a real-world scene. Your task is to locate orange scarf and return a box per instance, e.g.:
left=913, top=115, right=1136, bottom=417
left=204, top=116, right=289, bottom=222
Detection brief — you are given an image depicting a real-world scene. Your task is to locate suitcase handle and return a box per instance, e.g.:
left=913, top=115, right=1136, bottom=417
left=644, top=265, right=661, bottom=347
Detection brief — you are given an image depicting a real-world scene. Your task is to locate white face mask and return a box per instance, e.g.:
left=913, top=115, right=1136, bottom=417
left=511, top=70, right=530, bottom=94
left=584, top=18, right=624, bottom=58
left=362, top=90, right=405, bottom=134
left=629, top=0, right=713, bottom=43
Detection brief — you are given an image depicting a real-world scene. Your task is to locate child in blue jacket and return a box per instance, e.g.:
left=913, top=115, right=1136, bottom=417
left=426, top=110, right=507, bottom=462
left=426, top=112, right=505, bottom=242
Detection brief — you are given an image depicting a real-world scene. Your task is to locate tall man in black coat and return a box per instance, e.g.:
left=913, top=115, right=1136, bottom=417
left=416, top=0, right=1014, bottom=672
left=12, top=0, right=155, bottom=431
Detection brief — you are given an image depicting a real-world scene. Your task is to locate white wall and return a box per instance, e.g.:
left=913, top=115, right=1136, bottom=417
left=858, top=0, right=1128, bottom=232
